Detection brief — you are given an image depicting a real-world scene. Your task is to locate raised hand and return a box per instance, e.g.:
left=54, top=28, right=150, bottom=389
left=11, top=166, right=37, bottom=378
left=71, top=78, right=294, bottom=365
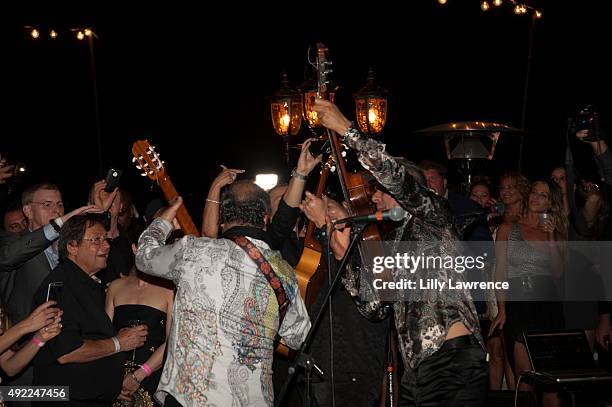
left=297, top=139, right=322, bottom=176
left=91, top=180, right=120, bottom=211
left=312, top=99, right=352, bottom=135
left=211, top=165, right=245, bottom=190
left=59, top=205, right=105, bottom=224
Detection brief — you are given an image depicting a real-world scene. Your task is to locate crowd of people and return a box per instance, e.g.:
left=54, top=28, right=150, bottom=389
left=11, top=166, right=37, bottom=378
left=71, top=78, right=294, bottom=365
left=1, top=102, right=611, bottom=406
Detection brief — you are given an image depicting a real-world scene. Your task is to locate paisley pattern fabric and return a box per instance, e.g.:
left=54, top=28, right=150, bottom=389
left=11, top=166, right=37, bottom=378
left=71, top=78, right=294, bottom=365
left=136, top=219, right=310, bottom=406
left=341, top=125, right=484, bottom=369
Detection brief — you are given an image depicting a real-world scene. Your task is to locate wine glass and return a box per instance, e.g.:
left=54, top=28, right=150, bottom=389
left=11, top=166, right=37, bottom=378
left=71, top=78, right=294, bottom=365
left=125, top=319, right=146, bottom=369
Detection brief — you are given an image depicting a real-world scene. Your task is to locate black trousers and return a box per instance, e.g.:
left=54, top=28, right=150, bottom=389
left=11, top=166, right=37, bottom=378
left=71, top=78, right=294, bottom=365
left=164, top=394, right=183, bottom=406
left=399, top=335, right=488, bottom=407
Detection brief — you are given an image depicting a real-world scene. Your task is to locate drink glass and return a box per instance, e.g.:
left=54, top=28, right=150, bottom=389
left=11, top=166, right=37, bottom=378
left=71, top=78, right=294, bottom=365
left=125, top=319, right=146, bottom=368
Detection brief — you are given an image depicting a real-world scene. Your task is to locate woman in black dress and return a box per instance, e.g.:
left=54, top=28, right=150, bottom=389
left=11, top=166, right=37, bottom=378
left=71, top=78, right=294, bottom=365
left=105, top=223, right=174, bottom=406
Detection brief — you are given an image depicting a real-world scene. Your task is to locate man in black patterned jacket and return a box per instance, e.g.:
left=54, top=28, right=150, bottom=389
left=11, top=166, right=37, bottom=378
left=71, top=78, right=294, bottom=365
left=312, top=99, right=488, bottom=407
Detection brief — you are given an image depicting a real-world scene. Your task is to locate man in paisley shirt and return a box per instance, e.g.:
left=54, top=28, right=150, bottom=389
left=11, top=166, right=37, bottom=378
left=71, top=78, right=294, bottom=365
left=136, top=181, right=310, bottom=407
left=313, top=99, right=488, bottom=407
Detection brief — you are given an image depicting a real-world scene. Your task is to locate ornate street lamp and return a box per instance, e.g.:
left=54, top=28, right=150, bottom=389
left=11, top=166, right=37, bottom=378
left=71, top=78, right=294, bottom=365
left=269, top=72, right=302, bottom=164
left=299, top=69, right=335, bottom=135
left=353, top=68, right=388, bottom=136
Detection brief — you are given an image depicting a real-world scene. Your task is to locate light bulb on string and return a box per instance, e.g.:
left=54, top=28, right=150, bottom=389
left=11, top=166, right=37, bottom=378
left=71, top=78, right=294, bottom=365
left=76, top=31, right=85, bottom=40
left=49, top=29, right=58, bottom=39
left=438, top=0, right=447, bottom=4
left=481, top=1, right=490, bottom=11
left=30, top=28, right=40, bottom=39
left=493, top=0, right=502, bottom=6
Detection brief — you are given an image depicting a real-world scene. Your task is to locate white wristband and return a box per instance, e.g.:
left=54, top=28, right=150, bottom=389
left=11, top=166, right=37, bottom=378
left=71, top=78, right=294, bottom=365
left=55, top=217, right=64, bottom=228
left=111, top=336, right=121, bottom=353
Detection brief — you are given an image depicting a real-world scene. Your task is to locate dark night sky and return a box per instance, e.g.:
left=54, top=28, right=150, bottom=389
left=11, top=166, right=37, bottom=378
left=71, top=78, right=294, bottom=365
left=1, top=1, right=610, bottom=221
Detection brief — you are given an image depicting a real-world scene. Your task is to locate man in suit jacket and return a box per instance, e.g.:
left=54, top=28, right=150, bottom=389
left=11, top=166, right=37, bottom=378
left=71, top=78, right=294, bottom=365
left=0, top=183, right=97, bottom=323
left=419, top=161, right=492, bottom=242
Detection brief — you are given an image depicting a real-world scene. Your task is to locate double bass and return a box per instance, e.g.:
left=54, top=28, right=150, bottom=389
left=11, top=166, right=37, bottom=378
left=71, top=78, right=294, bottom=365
left=313, top=43, right=387, bottom=279
left=314, top=43, right=399, bottom=407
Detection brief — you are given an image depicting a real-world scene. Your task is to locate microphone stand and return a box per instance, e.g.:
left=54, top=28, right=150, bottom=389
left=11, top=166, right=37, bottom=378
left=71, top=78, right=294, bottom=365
left=275, top=222, right=369, bottom=407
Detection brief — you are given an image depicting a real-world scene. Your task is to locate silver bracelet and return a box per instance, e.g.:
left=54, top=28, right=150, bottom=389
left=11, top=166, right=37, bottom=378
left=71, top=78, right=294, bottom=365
left=111, top=336, right=121, bottom=353
left=206, top=198, right=221, bottom=204
left=291, top=168, right=308, bottom=181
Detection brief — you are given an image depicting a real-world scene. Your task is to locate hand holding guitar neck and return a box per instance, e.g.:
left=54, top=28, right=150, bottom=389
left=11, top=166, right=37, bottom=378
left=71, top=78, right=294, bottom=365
left=161, top=197, right=183, bottom=230
left=312, top=99, right=352, bottom=136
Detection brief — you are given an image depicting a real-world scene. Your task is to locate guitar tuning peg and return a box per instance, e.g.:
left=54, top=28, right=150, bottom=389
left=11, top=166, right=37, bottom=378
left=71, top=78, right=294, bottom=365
left=341, top=151, right=347, bottom=157
left=143, top=163, right=149, bottom=168
left=140, top=173, right=147, bottom=177
left=148, top=170, right=154, bottom=175
left=132, top=157, right=137, bottom=163
left=331, top=165, right=336, bottom=172
left=135, top=165, right=142, bottom=170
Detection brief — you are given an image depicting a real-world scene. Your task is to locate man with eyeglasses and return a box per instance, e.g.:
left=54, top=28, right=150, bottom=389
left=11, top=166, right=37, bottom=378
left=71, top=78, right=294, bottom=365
left=0, top=183, right=102, bottom=323
left=31, top=214, right=147, bottom=406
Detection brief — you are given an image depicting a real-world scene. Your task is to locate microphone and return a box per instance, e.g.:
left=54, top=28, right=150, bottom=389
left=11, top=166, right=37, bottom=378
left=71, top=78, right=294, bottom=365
left=332, top=207, right=407, bottom=227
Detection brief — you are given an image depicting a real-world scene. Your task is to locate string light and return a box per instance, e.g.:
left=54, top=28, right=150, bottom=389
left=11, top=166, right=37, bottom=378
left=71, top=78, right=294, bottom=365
left=433, top=0, right=541, bottom=18
left=25, top=26, right=99, bottom=41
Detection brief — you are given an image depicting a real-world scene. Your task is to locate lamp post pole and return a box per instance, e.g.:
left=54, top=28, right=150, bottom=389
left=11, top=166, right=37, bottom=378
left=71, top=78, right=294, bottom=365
left=86, top=32, right=103, bottom=179
left=517, top=13, right=537, bottom=173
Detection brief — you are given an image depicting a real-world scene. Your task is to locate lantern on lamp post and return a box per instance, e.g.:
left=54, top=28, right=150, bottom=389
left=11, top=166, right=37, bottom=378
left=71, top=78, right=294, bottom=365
left=299, top=69, right=336, bottom=136
left=353, top=68, right=388, bottom=136
left=269, top=72, right=302, bottom=165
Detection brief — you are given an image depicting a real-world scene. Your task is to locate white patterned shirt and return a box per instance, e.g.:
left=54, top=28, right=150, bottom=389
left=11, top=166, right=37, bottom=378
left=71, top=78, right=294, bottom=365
left=136, top=219, right=310, bottom=406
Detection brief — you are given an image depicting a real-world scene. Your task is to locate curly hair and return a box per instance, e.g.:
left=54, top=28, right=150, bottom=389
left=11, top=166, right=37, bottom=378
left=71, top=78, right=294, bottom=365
left=499, top=171, right=531, bottom=216
left=220, top=180, right=271, bottom=228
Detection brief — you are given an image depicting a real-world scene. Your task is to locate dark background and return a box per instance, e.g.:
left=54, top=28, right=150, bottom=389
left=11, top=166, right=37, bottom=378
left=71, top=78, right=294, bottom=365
left=1, top=1, right=609, bottom=222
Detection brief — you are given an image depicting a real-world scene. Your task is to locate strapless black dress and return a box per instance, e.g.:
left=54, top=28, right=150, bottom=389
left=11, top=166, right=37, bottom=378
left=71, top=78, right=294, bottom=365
left=113, top=304, right=167, bottom=406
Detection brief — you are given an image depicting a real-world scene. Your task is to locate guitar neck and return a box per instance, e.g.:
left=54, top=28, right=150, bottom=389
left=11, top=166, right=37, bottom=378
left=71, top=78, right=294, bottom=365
left=157, top=176, right=201, bottom=237
left=304, top=165, right=330, bottom=250
left=327, top=129, right=353, bottom=214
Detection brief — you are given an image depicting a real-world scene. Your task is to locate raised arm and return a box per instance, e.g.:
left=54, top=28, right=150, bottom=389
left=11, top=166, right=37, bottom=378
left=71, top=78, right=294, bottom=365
left=202, top=166, right=245, bottom=237
left=268, top=139, right=321, bottom=248
left=313, top=99, right=451, bottom=227
left=136, top=197, right=198, bottom=282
